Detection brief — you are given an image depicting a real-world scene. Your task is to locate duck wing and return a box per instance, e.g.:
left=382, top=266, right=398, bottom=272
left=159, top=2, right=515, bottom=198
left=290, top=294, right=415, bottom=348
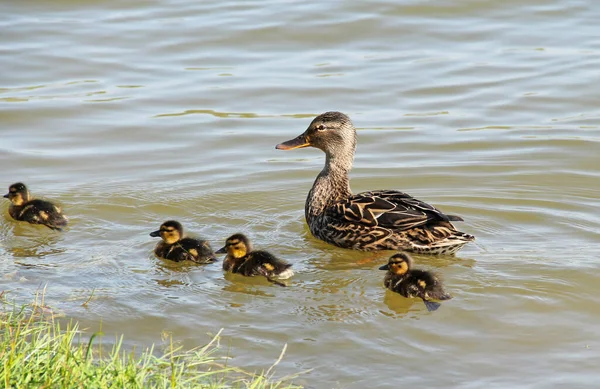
left=330, top=189, right=462, bottom=231
left=179, top=238, right=217, bottom=264
left=19, top=199, right=68, bottom=231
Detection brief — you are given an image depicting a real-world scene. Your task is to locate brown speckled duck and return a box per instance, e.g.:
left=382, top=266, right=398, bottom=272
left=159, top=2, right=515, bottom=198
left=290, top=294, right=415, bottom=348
left=216, top=233, right=294, bottom=285
left=3, top=182, right=68, bottom=231
left=150, top=220, right=216, bottom=264
left=276, top=111, right=474, bottom=254
left=380, top=253, right=451, bottom=312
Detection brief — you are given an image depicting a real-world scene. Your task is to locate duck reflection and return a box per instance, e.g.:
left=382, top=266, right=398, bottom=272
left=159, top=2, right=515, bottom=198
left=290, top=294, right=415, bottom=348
left=2, top=222, right=66, bottom=262
left=149, top=256, right=197, bottom=289
left=382, top=289, right=413, bottom=316
left=221, top=273, right=277, bottom=297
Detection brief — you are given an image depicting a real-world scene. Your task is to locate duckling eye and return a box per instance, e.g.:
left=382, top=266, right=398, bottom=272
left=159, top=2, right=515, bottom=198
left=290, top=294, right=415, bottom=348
left=315, top=124, right=325, bottom=131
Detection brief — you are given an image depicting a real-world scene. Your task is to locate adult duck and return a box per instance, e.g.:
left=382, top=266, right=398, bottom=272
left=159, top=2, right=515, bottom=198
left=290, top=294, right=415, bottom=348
left=275, top=111, right=474, bottom=254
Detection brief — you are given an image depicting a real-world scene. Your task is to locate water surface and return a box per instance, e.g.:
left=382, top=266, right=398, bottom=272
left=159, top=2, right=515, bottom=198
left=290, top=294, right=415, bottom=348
left=1, top=1, right=599, bottom=388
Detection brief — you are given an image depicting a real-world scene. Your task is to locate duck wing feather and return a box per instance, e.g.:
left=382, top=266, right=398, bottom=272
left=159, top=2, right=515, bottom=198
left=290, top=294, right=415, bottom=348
left=330, top=189, right=462, bottom=231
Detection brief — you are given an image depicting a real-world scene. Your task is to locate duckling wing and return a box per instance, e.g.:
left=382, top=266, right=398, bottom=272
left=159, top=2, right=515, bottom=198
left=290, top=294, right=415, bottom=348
left=19, top=199, right=67, bottom=230
left=332, top=190, right=460, bottom=231
left=180, top=238, right=217, bottom=264
left=411, top=270, right=452, bottom=304
left=242, top=251, right=292, bottom=277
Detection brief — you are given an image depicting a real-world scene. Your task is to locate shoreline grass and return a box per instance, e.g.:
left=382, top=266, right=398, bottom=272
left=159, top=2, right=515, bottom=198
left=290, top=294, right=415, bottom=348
left=0, top=294, right=303, bottom=389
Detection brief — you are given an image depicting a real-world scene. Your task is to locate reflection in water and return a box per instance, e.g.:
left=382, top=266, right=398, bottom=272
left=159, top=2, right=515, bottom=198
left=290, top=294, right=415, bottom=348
left=8, top=245, right=66, bottom=259
left=222, top=273, right=277, bottom=297
left=154, top=278, right=187, bottom=288
left=149, top=256, right=206, bottom=289
left=151, top=256, right=207, bottom=273
left=154, top=109, right=274, bottom=119
left=295, top=302, right=371, bottom=324
left=1, top=220, right=66, bottom=259
left=154, top=109, right=320, bottom=119
left=13, top=261, right=58, bottom=269
left=382, top=289, right=414, bottom=316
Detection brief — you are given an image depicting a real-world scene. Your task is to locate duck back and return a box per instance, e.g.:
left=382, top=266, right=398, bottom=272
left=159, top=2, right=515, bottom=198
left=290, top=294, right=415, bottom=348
left=155, top=238, right=216, bottom=264
left=10, top=199, right=68, bottom=231
left=236, top=251, right=293, bottom=279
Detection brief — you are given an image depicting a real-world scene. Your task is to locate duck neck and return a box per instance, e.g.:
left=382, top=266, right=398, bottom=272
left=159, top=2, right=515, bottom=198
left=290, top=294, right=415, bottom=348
left=305, top=154, right=352, bottom=223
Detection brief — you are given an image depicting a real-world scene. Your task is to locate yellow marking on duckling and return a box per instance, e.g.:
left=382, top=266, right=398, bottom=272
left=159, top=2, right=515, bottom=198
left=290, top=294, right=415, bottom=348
left=188, top=248, right=198, bottom=257
left=390, top=261, right=409, bottom=275
left=230, top=246, right=247, bottom=259
left=12, top=193, right=24, bottom=206
left=263, top=263, right=275, bottom=272
left=418, top=280, right=427, bottom=288
left=162, top=230, right=180, bottom=245
left=398, top=261, right=409, bottom=275
left=39, top=211, right=49, bottom=220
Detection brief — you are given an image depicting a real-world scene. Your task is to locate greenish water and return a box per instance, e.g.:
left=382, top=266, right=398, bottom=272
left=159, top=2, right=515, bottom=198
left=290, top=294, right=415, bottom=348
left=1, top=1, right=599, bottom=388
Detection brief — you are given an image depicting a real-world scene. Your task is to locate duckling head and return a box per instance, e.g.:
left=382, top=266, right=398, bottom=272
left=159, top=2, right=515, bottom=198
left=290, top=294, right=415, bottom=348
left=379, top=253, right=413, bottom=275
left=276, top=111, right=357, bottom=169
left=150, top=220, right=183, bottom=245
left=215, top=233, right=252, bottom=259
left=3, top=182, right=30, bottom=206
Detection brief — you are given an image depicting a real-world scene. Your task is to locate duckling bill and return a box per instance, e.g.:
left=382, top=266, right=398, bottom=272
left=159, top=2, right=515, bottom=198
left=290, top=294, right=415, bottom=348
left=216, top=233, right=294, bottom=286
left=150, top=220, right=216, bottom=264
left=3, top=182, right=68, bottom=231
left=379, top=253, right=451, bottom=312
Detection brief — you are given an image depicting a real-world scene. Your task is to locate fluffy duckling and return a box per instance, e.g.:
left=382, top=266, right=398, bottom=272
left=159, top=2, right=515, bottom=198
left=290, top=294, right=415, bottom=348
left=379, top=253, right=451, bottom=312
left=216, top=233, right=294, bottom=285
left=150, top=220, right=216, bottom=264
left=3, top=182, right=68, bottom=231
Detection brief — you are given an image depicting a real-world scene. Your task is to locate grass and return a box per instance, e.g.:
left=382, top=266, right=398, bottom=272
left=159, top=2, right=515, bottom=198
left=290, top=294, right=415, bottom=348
left=0, top=292, right=303, bottom=389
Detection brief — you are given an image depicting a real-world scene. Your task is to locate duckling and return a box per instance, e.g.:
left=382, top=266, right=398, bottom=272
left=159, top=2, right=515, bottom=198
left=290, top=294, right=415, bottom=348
left=379, top=253, right=451, bottom=312
left=150, top=220, right=216, bottom=264
left=216, top=233, right=294, bottom=285
left=3, top=182, right=68, bottom=231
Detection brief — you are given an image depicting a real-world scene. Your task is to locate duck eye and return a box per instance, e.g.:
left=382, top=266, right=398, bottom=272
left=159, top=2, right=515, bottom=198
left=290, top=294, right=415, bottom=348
left=315, top=124, right=325, bottom=131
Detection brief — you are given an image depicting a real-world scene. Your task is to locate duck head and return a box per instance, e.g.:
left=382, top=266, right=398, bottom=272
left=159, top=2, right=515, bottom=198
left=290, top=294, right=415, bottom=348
left=216, top=233, right=252, bottom=259
left=150, top=220, right=183, bottom=245
left=379, top=252, right=413, bottom=275
left=4, top=182, right=30, bottom=206
left=276, top=111, right=357, bottom=169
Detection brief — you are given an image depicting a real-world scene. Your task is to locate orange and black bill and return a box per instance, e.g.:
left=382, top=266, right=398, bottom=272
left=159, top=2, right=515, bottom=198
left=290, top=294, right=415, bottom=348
left=275, top=134, right=310, bottom=150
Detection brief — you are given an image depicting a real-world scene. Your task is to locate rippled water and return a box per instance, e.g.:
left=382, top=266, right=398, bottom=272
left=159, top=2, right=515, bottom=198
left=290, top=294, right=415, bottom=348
left=1, top=1, right=600, bottom=387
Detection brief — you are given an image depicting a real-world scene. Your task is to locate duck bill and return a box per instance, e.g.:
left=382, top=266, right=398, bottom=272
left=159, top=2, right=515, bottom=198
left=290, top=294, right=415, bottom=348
left=149, top=230, right=160, bottom=237
left=378, top=264, right=390, bottom=271
left=2, top=193, right=8, bottom=199
left=215, top=246, right=227, bottom=254
left=275, top=134, right=310, bottom=150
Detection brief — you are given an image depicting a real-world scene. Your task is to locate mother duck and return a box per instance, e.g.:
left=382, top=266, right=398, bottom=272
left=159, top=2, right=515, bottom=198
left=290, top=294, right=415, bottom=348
left=276, top=111, right=474, bottom=255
